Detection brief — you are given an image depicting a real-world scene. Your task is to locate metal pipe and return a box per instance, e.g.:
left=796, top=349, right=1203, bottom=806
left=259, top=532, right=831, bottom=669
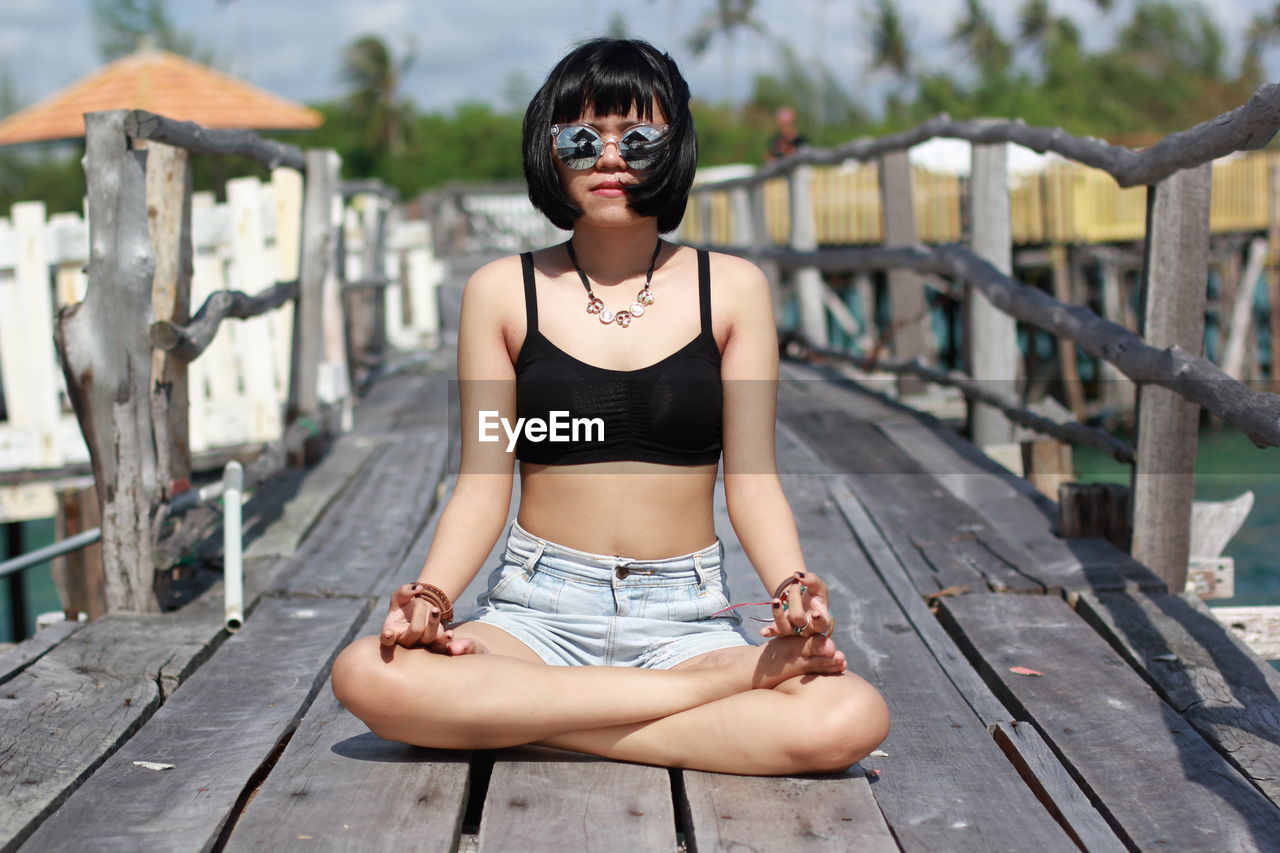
left=0, top=528, right=102, bottom=580
left=223, top=460, right=244, bottom=632
left=167, top=480, right=226, bottom=517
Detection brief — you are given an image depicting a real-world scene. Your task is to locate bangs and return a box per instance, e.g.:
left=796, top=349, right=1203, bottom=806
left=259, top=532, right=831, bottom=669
left=523, top=38, right=697, bottom=233
left=548, top=46, right=666, bottom=123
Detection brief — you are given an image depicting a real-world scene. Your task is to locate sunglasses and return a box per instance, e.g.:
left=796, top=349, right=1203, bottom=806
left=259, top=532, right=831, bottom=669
left=550, top=123, right=667, bottom=171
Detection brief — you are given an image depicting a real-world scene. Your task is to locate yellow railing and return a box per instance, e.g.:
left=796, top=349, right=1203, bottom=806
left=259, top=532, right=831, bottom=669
left=685, top=150, right=1279, bottom=246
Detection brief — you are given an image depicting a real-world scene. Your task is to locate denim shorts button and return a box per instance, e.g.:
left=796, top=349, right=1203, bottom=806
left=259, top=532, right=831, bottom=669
left=615, top=567, right=629, bottom=579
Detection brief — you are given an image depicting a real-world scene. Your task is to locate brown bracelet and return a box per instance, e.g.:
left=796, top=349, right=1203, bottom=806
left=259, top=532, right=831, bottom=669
left=410, top=582, right=454, bottom=625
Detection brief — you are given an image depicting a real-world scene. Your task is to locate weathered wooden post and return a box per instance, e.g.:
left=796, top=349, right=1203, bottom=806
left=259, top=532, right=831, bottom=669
left=143, top=142, right=193, bottom=496
left=730, top=184, right=752, bottom=249
left=1097, top=250, right=1135, bottom=411
left=56, top=110, right=163, bottom=613
left=697, top=189, right=714, bottom=246
left=749, top=180, right=786, bottom=321
left=52, top=484, right=106, bottom=620
left=363, top=194, right=389, bottom=365
left=1131, top=163, right=1212, bottom=592
left=1269, top=164, right=1280, bottom=393
left=967, top=142, right=1020, bottom=471
left=852, top=273, right=875, bottom=353
left=1049, top=244, right=1087, bottom=419
left=790, top=164, right=827, bottom=348
left=878, top=150, right=932, bottom=394
left=1221, top=237, right=1267, bottom=380
left=288, top=149, right=340, bottom=434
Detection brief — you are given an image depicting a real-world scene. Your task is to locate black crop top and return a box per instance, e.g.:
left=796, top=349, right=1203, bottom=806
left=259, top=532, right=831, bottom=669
left=514, top=249, right=723, bottom=465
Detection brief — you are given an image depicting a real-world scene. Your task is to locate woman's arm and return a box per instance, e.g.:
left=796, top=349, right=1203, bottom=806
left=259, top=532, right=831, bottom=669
left=392, top=258, right=519, bottom=632
left=716, top=252, right=834, bottom=637
left=717, top=254, right=833, bottom=637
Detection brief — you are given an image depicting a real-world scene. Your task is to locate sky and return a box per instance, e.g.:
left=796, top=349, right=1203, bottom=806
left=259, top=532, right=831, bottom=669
left=3, top=0, right=1279, bottom=118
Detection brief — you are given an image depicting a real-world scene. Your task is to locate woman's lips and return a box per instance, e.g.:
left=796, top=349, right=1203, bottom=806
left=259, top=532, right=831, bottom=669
left=591, top=181, right=628, bottom=197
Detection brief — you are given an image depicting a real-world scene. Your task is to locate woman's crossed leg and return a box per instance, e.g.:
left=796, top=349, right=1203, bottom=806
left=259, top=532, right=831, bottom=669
left=331, top=621, right=890, bottom=777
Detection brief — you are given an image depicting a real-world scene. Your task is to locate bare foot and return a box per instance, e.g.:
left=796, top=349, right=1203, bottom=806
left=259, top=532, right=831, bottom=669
left=749, top=634, right=846, bottom=689
left=440, top=636, right=491, bottom=656
left=675, top=637, right=846, bottom=690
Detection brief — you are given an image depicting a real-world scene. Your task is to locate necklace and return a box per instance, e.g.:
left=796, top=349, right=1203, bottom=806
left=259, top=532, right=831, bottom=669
left=566, top=237, right=662, bottom=328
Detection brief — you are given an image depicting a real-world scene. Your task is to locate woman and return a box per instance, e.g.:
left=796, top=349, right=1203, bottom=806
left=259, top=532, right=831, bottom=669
left=331, top=38, right=890, bottom=776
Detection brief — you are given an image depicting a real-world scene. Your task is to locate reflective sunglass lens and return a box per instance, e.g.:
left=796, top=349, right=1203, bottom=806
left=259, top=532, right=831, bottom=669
left=554, top=126, right=603, bottom=170
left=619, top=125, right=663, bottom=169
left=552, top=124, right=665, bottom=170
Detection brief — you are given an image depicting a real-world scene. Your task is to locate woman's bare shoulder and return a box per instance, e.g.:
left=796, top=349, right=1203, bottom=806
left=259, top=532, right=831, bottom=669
left=464, top=246, right=568, bottom=299
left=464, top=253, right=525, bottom=302
left=703, top=250, right=768, bottom=292
left=701, top=250, right=771, bottom=323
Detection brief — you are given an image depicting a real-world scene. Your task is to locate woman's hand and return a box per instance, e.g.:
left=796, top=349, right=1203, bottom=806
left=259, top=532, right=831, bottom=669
left=760, top=571, right=835, bottom=640
left=380, top=583, right=455, bottom=652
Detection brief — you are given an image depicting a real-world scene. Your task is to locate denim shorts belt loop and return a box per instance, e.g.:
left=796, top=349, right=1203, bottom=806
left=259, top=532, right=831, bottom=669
left=465, top=519, right=752, bottom=669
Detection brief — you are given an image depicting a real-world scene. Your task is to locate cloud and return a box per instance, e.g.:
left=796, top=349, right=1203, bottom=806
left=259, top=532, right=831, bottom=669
left=2, top=0, right=1275, bottom=117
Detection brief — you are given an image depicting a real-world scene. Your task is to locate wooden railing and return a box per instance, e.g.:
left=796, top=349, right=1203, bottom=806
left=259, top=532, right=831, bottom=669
left=682, top=83, right=1280, bottom=596
left=418, top=182, right=563, bottom=256
left=683, top=152, right=1280, bottom=247
left=42, top=110, right=433, bottom=614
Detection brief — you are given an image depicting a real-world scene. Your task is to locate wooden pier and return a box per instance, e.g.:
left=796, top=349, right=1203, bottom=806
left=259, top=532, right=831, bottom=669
left=7, top=81, right=1280, bottom=850
left=3, top=331, right=1280, bottom=850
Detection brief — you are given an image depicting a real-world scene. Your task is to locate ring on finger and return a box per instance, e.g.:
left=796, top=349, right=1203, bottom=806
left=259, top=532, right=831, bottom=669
left=793, top=615, right=813, bottom=635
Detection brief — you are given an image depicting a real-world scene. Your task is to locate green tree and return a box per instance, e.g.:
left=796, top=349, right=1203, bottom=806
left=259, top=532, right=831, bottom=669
left=339, top=34, right=417, bottom=172
left=686, top=0, right=769, bottom=103
left=0, top=63, right=86, bottom=215
left=865, top=0, right=914, bottom=121
left=950, top=0, right=1011, bottom=81
left=750, top=44, right=869, bottom=146
left=1241, top=4, right=1280, bottom=88
left=867, top=0, right=911, bottom=81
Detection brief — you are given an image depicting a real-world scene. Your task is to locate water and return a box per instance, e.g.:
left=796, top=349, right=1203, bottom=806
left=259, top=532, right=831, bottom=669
left=1073, top=427, right=1280, bottom=608
left=0, top=518, right=63, bottom=643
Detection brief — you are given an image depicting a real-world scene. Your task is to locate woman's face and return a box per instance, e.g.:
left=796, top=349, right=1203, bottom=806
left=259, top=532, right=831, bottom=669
left=554, top=100, right=668, bottom=229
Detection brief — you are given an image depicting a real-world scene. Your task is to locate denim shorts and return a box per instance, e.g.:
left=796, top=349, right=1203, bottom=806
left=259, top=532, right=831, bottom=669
left=465, top=519, right=753, bottom=669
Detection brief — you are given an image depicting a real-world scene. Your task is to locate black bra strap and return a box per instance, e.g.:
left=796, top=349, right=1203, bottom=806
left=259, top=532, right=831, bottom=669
left=697, top=249, right=711, bottom=335
left=520, top=252, right=538, bottom=332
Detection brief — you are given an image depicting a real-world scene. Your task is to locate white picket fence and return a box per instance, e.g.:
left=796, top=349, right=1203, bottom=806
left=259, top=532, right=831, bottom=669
left=0, top=173, right=443, bottom=522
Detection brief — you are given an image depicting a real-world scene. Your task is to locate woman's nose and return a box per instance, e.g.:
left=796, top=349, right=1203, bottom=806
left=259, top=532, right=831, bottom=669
left=596, top=136, right=627, bottom=168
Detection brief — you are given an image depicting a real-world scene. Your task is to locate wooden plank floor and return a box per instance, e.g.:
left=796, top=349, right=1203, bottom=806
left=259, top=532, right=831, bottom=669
left=5, top=352, right=1280, bottom=851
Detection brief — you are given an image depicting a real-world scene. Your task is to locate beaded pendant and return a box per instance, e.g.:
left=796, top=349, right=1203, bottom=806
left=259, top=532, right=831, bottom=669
left=567, top=238, right=662, bottom=329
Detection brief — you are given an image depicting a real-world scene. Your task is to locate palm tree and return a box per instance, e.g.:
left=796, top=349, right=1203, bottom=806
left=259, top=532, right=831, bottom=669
left=1018, top=0, right=1052, bottom=45
left=950, top=0, right=1011, bottom=80
left=341, top=35, right=416, bottom=159
left=865, top=0, right=913, bottom=121
left=867, top=0, right=911, bottom=82
left=686, top=0, right=768, bottom=103
left=1241, top=4, right=1280, bottom=88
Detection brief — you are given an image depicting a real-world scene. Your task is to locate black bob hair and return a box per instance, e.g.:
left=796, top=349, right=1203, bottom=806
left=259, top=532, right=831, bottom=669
left=522, top=38, right=697, bottom=234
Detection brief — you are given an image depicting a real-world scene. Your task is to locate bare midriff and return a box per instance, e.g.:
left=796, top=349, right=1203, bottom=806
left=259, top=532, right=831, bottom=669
left=516, top=460, right=719, bottom=559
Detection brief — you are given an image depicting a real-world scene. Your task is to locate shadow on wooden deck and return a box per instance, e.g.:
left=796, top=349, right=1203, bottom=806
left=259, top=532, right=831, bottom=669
left=3, top=351, right=1280, bottom=851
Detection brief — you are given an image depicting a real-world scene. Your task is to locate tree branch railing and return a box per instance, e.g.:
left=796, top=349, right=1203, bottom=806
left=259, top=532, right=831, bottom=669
left=720, top=242, right=1280, bottom=450
left=125, top=110, right=306, bottom=171
left=150, top=279, right=299, bottom=361
left=52, top=109, right=398, bottom=614
left=784, top=335, right=1136, bottom=464
left=697, top=82, right=1280, bottom=191
left=684, top=81, right=1280, bottom=592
